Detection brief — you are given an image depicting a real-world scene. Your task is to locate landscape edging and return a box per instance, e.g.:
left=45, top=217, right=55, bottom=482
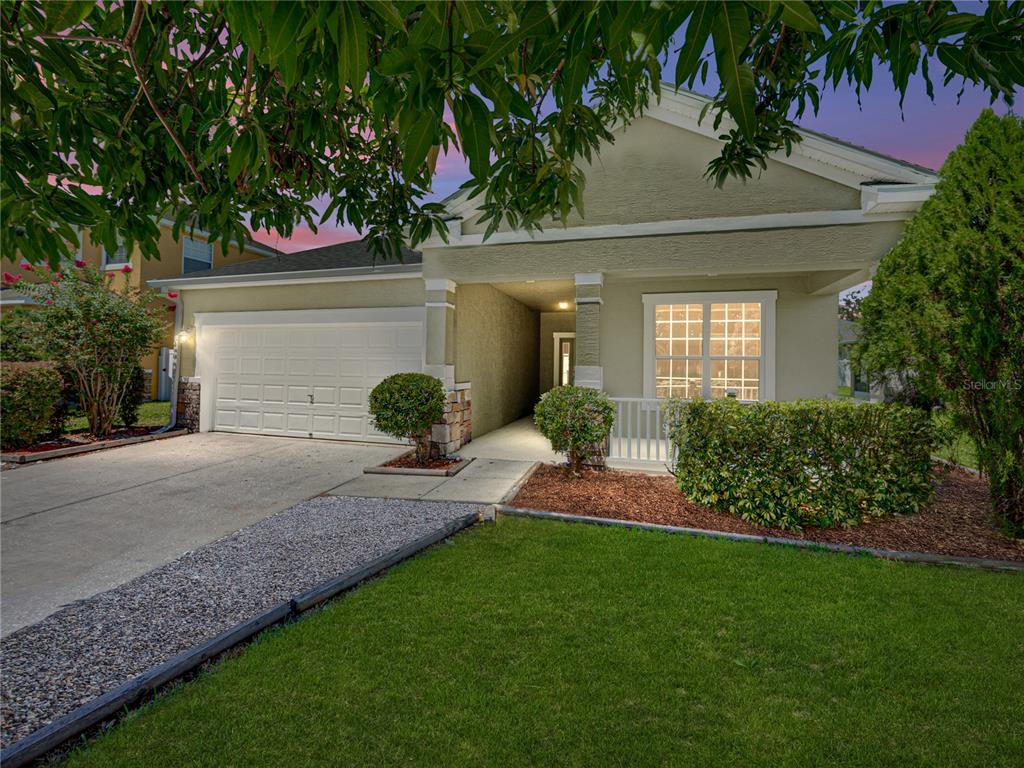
left=0, top=429, right=188, bottom=464
left=495, top=505, right=1024, bottom=573
left=0, top=510, right=482, bottom=768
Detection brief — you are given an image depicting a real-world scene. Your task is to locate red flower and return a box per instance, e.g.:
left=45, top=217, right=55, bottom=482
left=74, top=259, right=86, bottom=268
left=19, top=263, right=33, bottom=271
left=121, top=264, right=133, bottom=273
left=44, top=299, right=54, bottom=305
left=167, top=291, right=179, bottom=299
left=2, top=271, right=16, bottom=284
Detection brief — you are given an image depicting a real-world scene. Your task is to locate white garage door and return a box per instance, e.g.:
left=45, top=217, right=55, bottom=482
left=203, top=318, right=423, bottom=441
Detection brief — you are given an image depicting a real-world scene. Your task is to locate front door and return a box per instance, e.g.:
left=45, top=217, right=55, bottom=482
left=554, top=333, right=576, bottom=387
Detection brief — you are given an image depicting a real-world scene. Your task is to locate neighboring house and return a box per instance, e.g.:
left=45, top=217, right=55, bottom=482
left=1, top=220, right=278, bottom=400
left=837, top=318, right=872, bottom=399
left=148, top=88, right=937, bottom=457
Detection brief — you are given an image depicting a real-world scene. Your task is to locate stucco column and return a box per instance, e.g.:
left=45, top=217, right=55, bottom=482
left=574, top=273, right=603, bottom=389
left=424, top=278, right=456, bottom=389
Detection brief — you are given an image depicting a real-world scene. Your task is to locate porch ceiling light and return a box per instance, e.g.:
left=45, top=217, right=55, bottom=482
left=558, top=301, right=570, bottom=310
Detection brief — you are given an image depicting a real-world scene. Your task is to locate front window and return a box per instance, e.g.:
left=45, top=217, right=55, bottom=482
left=645, top=292, right=775, bottom=401
left=102, top=237, right=129, bottom=268
left=182, top=236, right=214, bottom=273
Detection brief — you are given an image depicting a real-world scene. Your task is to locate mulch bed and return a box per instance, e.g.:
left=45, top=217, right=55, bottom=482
left=383, top=453, right=465, bottom=470
left=512, top=464, right=1024, bottom=562
left=10, top=427, right=153, bottom=454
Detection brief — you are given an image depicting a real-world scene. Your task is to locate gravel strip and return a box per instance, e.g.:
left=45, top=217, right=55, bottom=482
left=1, top=496, right=479, bottom=747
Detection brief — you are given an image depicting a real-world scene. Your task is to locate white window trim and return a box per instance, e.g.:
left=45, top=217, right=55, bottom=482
left=642, top=290, right=777, bottom=401
left=552, top=332, right=575, bottom=387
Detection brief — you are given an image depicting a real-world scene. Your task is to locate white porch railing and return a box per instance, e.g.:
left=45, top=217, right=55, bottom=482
left=608, top=397, right=676, bottom=465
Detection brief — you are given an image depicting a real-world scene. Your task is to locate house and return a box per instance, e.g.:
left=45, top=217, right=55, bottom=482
left=148, top=89, right=937, bottom=459
left=1, top=220, right=278, bottom=400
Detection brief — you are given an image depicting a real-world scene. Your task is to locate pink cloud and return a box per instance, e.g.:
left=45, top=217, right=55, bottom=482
left=250, top=223, right=360, bottom=253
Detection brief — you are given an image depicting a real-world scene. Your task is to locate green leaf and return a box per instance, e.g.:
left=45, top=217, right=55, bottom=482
left=228, top=131, right=254, bottom=182
left=365, top=1, right=407, bottom=33
left=337, top=1, right=369, bottom=88
left=779, top=1, right=819, bottom=33
left=265, top=1, right=306, bottom=68
left=399, top=108, right=435, bottom=180
left=712, top=3, right=757, bottom=139
left=675, top=3, right=717, bottom=86
left=42, top=0, right=94, bottom=33
left=454, top=93, right=492, bottom=178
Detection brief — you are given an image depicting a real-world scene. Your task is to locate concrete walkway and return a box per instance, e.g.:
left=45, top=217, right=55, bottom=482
left=328, top=457, right=535, bottom=503
left=1, top=433, right=405, bottom=636
left=459, top=416, right=562, bottom=463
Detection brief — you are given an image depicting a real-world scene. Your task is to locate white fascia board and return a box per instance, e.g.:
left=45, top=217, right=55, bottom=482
left=860, top=183, right=936, bottom=214
left=148, top=266, right=422, bottom=290
left=422, top=209, right=911, bottom=250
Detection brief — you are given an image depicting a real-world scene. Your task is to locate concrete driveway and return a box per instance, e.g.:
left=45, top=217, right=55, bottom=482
left=1, top=433, right=405, bottom=636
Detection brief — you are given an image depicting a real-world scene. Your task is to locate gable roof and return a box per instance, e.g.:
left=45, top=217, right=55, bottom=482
left=148, top=239, right=421, bottom=290
left=441, top=86, right=938, bottom=220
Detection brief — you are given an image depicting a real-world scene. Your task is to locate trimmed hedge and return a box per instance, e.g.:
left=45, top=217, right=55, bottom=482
left=534, top=386, right=616, bottom=473
left=667, top=398, right=936, bottom=529
left=1, top=362, right=62, bottom=450
left=369, top=373, right=446, bottom=463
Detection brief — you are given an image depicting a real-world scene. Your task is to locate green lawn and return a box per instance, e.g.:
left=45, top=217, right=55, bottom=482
left=68, top=518, right=1022, bottom=768
left=66, top=400, right=170, bottom=433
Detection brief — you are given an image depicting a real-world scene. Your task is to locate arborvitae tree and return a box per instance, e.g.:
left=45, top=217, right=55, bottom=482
left=858, top=109, right=1023, bottom=535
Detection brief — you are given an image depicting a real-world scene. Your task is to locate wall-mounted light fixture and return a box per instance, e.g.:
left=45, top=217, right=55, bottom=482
left=557, top=301, right=570, bottom=310
left=175, top=327, right=195, bottom=345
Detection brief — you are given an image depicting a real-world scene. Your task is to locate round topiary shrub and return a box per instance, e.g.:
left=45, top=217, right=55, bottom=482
left=534, top=385, right=616, bottom=474
left=368, top=372, right=446, bottom=463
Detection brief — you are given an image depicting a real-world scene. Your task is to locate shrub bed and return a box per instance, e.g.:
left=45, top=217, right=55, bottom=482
left=1, top=362, right=62, bottom=449
left=667, top=398, right=935, bottom=529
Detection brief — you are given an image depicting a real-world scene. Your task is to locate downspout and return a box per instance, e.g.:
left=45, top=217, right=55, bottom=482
left=155, top=298, right=183, bottom=433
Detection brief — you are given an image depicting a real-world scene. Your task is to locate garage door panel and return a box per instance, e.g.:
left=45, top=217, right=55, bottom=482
left=286, top=385, right=310, bottom=405
left=209, top=318, right=422, bottom=442
left=263, top=357, right=285, bottom=375
left=312, top=386, right=337, bottom=405
left=261, top=411, right=285, bottom=431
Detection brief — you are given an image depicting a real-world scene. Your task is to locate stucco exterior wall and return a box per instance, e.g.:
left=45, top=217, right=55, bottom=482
left=461, top=116, right=861, bottom=235
left=176, top=278, right=425, bottom=377
left=539, top=311, right=576, bottom=393
left=601, top=275, right=837, bottom=401
left=422, top=222, right=906, bottom=284
left=454, top=284, right=539, bottom=437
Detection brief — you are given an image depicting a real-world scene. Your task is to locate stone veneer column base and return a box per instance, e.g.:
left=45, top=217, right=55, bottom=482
left=430, top=383, right=471, bottom=458
left=175, top=378, right=201, bottom=432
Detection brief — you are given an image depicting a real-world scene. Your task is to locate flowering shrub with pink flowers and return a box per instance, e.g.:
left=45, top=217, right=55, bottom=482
left=8, top=264, right=166, bottom=436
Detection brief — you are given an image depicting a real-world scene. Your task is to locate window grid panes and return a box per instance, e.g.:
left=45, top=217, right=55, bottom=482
left=709, top=302, right=760, bottom=400
left=654, top=303, right=703, bottom=399
left=183, top=236, right=214, bottom=273
left=654, top=301, right=762, bottom=401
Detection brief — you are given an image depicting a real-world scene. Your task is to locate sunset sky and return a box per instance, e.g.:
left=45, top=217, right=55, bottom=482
left=251, top=39, right=1012, bottom=254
